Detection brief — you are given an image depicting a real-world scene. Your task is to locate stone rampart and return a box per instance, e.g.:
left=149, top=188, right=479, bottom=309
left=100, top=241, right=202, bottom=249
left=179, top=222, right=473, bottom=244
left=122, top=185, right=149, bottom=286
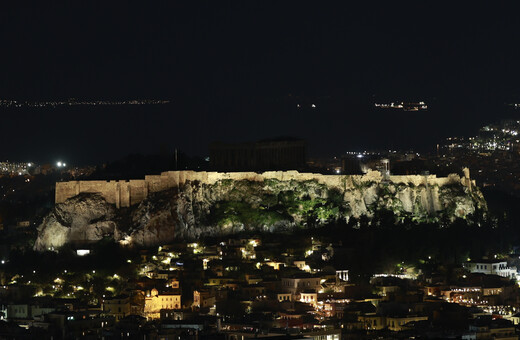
left=56, top=169, right=473, bottom=208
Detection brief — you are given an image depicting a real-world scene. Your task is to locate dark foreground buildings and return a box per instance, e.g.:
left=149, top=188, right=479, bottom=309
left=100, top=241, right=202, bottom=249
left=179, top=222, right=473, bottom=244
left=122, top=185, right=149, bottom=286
left=210, top=138, right=306, bottom=172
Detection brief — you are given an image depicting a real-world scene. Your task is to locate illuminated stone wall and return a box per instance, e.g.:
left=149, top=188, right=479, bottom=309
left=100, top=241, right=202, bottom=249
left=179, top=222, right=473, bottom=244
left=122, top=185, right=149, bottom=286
left=55, top=169, right=474, bottom=208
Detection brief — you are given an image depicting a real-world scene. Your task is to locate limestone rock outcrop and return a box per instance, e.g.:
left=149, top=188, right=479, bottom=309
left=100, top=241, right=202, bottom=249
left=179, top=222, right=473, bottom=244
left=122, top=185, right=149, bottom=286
left=34, top=193, right=117, bottom=251
left=35, top=173, right=487, bottom=251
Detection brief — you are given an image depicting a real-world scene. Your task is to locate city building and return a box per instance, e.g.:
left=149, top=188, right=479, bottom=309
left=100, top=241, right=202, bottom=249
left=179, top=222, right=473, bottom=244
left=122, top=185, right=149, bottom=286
left=102, top=295, right=130, bottom=320
left=193, top=290, right=216, bottom=310
left=464, top=317, right=518, bottom=340
left=144, top=289, right=181, bottom=320
left=464, top=259, right=518, bottom=279
left=281, top=274, right=323, bottom=294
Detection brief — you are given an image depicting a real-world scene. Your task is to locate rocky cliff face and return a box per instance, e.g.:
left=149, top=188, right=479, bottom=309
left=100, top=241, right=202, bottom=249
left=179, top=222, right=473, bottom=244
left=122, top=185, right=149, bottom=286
left=34, top=193, right=117, bottom=251
left=34, top=176, right=487, bottom=251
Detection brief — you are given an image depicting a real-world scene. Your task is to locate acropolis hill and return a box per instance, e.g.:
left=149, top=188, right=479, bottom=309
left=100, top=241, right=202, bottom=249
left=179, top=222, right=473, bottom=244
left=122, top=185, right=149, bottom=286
left=36, top=169, right=486, bottom=251
left=56, top=169, right=476, bottom=209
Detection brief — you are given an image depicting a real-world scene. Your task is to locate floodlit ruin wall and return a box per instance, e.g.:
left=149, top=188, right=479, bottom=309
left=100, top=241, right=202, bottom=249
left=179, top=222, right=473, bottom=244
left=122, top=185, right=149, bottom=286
left=56, top=169, right=474, bottom=208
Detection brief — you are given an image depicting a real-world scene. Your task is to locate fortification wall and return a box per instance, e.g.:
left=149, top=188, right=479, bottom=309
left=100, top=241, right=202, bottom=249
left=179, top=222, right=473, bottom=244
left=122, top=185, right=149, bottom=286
left=55, top=169, right=472, bottom=208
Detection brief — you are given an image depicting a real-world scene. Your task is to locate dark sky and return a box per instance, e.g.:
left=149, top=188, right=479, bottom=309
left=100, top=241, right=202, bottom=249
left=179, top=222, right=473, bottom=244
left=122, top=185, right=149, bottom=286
left=2, top=2, right=520, bottom=164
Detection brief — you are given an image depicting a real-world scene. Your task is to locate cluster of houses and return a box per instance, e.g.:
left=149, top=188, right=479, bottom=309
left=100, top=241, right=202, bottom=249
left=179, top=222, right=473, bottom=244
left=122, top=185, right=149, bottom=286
left=2, top=236, right=520, bottom=339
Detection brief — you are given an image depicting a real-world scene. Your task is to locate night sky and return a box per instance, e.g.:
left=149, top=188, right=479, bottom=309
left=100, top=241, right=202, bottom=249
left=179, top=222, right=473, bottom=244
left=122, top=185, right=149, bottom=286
left=2, top=2, right=520, bottom=164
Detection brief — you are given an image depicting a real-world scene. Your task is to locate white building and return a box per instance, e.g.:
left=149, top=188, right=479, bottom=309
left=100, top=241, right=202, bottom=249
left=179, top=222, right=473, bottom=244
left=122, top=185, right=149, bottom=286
left=281, top=275, right=323, bottom=294
left=299, top=292, right=318, bottom=307
left=464, top=260, right=517, bottom=279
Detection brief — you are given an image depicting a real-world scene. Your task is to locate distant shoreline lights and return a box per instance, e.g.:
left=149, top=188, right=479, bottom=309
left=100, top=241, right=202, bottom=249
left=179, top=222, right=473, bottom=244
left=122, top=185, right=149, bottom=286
left=374, top=101, right=428, bottom=111
left=0, top=99, right=170, bottom=108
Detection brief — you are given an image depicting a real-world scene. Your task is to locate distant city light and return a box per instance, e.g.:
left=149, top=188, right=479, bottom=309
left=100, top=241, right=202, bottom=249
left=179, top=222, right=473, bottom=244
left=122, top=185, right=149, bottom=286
left=0, top=98, right=170, bottom=108
left=374, top=101, right=428, bottom=111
